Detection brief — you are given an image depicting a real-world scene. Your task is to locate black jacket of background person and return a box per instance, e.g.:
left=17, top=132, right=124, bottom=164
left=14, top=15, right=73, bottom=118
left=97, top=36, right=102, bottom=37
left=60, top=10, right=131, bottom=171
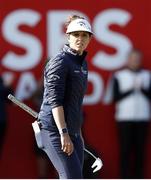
left=0, top=77, right=13, bottom=123
left=38, top=44, right=88, bottom=135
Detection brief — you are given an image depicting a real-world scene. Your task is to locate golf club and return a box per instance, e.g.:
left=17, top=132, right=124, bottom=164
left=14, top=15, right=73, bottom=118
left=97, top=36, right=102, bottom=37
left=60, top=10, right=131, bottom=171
left=84, top=148, right=103, bottom=173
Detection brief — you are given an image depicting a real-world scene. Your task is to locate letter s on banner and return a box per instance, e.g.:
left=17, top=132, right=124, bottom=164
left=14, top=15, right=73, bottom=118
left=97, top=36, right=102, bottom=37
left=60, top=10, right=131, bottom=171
left=2, top=9, right=42, bottom=71
left=93, top=8, right=133, bottom=70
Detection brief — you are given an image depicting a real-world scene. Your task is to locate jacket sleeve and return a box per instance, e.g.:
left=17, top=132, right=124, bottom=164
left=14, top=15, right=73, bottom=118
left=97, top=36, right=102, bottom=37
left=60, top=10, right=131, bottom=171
left=113, top=76, right=134, bottom=102
left=44, top=57, right=68, bottom=109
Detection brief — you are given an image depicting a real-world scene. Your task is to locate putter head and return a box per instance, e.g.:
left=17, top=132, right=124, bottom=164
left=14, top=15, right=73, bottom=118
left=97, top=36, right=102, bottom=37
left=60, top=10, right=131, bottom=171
left=91, top=158, right=103, bottom=173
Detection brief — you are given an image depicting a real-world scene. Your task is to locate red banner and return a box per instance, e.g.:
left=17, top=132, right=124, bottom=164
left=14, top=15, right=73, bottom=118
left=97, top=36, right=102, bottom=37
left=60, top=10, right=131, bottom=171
left=1, top=0, right=151, bottom=178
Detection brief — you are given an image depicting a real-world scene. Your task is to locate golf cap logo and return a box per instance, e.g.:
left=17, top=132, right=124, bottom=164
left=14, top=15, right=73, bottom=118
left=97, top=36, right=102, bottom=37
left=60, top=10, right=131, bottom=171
left=66, top=18, right=93, bottom=34
left=77, top=21, right=91, bottom=31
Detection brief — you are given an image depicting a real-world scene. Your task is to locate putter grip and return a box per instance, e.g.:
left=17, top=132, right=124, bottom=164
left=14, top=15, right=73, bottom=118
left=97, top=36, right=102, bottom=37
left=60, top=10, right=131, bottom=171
left=8, top=94, right=38, bottom=119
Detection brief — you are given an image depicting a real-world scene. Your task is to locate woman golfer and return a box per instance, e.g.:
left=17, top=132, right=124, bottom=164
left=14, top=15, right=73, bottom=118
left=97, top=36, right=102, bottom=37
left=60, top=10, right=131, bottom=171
left=38, top=14, right=93, bottom=179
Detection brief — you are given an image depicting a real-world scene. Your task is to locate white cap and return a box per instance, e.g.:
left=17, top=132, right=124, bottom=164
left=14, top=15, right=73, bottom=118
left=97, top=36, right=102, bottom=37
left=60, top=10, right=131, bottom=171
left=66, top=18, right=93, bottom=34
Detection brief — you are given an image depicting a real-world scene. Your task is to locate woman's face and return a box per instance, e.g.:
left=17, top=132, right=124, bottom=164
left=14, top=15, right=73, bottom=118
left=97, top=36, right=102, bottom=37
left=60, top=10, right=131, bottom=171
left=67, top=31, right=91, bottom=55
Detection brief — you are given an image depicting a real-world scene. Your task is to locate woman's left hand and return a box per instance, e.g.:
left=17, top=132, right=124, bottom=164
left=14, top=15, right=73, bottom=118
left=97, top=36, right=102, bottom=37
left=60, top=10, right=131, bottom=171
left=60, top=133, right=74, bottom=156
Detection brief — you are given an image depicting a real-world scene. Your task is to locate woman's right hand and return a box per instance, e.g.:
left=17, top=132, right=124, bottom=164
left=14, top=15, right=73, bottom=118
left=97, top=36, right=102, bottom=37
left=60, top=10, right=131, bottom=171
left=60, top=133, right=74, bottom=156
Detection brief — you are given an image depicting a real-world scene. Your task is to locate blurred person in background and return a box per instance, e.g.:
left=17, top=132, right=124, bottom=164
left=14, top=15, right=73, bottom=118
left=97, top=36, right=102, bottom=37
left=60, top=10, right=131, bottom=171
left=36, top=14, right=93, bottom=179
left=106, top=48, right=151, bottom=178
left=0, top=73, right=14, bottom=160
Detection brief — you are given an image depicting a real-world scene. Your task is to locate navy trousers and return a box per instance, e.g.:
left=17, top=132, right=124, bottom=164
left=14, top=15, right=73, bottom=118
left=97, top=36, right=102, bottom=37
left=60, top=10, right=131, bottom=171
left=40, top=129, right=84, bottom=179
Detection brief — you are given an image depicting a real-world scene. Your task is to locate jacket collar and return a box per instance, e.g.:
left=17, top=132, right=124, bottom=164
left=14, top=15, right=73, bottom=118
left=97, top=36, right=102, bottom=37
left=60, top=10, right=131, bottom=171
left=62, top=44, right=87, bottom=63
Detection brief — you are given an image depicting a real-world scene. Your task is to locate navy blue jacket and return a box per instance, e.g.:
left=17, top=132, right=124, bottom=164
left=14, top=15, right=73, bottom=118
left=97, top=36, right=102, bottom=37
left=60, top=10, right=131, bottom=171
left=38, top=44, right=88, bottom=135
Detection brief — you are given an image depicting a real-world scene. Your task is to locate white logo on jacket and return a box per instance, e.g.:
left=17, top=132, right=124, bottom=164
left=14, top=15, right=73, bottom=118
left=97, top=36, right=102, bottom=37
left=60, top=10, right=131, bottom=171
left=74, top=68, right=88, bottom=75
left=49, top=74, right=60, bottom=81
